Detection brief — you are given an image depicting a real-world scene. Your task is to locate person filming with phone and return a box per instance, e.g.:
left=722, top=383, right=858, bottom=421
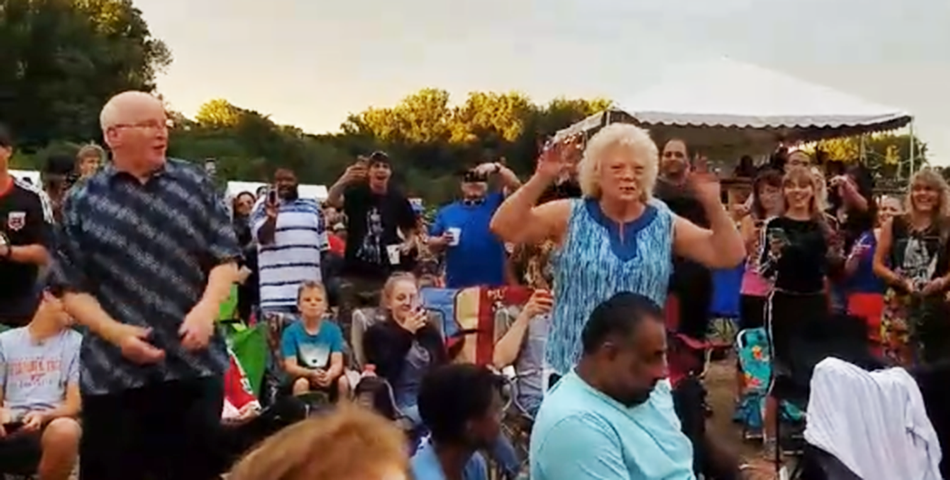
left=362, top=273, right=446, bottom=428
left=251, top=167, right=330, bottom=315
left=326, top=152, right=418, bottom=322
left=428, top=161, right=522, bottom=289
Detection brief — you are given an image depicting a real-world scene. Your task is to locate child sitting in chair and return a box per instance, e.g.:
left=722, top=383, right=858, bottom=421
left=280, top=281, right=349, bottom=402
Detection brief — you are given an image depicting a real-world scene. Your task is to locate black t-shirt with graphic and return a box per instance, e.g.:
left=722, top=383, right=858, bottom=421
left=888, top=216, right=950, bottom=288
left=342, top=183, right=416, bottom=279
left=758, top=216, right=829, bottom=294
left=0, top=178, right=54, bottom=324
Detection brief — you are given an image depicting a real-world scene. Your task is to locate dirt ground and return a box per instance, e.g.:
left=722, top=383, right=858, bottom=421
left=704, top=359, right=765, bottom=460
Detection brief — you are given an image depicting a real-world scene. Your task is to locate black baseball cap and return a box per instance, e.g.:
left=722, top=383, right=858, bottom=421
left=368, top=151, right=390, bottom=165
left=459, top=169, right=488, bottom=183
left=0, top=124, right=13, bottom=149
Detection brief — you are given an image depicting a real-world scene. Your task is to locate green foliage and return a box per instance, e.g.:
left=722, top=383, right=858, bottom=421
left=815, top=133, right=928, bottom=178
left=0, top=0, right=170, bottom=149
left=170, top=92, right=610, bottom=202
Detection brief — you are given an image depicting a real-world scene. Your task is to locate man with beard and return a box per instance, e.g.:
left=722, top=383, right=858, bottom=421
left=326, top=151, right=416, bottom=315
left=252, top=167, right=330, bottom=314
left=428, top=161, right=521, bottom=289
left=653, top=139, right=714, bottom=342
left=529, top=293, right=763, bottom=480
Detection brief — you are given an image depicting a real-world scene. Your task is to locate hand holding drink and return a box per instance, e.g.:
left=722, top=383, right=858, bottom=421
left=342, top=157, right=369, bottom=184
left=524, top=289, right=555, bottom=318
left=446, top=227, right=461, bottom=246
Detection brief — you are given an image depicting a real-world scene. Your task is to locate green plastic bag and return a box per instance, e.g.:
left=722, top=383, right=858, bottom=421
left=218, top=284, right=238, bottom=321
left=226, top=323, right=268, bottom=397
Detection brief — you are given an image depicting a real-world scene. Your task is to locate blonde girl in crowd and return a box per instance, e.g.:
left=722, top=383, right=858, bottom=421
left=757, top=166, right=837, bottom=452
left=873, top=169, right=950, bottom=366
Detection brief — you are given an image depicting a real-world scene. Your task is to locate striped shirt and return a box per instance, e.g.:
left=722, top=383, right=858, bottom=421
left=50, top=158, right=241, bottom=395
left=250, top=197, right=328, bottom=310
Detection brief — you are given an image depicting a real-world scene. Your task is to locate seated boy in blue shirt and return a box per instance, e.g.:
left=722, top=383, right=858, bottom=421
left=280, top=281, right=349, bottom=402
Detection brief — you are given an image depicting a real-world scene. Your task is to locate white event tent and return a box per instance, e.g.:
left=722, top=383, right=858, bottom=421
left=555, top=58, right=914, bottom=162
left=226, top=181, right=328, bottom=202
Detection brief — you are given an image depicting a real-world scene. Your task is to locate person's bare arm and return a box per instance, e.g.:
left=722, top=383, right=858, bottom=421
left=200, top=262, right=239, bottom=309
left=327, top=352, right=344, bottom=379
left=492, top=312, right=532, bottom=368
left=490, top=177, right=570, bottom=245
left=325, top=180, right=348, bottom=209
left=4, top=245, right=48, bottom=265
left=283, top=357, right=316, bottom=379
left=256, top=216, right=277, bottom=245
left=496, top=164, right=522, bottom=192
left=739, top=216, right=758, bottom=252
left=40, top=382, right=81, bottom=421
left=327, top=162, right=366, bottom=208
left=673, top=203, right=746, bottom=269
left=872, top=219, right=903, bottom=286
left=838, top=178, right=869, bottom=212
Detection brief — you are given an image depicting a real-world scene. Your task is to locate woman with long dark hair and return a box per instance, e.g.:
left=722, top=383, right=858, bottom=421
left=232, top=191, right=258, bottom=321
left=843, top=195, right=902, bottom=351
left=758, top=166, right=835, bottom=453
left=738, top=169, right=783, bottom=331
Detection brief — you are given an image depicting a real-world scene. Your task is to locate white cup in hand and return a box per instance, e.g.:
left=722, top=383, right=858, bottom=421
left=447, top=227, right=461, bottom=246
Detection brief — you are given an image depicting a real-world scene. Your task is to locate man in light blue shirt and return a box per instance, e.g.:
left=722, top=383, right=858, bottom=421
left=530, top=293, right=759, bottom=480
left=411, top=364, right=505, bottom=480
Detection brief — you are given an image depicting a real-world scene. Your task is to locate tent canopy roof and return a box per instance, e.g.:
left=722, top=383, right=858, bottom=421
left=555, top=58, right=912, bottom=155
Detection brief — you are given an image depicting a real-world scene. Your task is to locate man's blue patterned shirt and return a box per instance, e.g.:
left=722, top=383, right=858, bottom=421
left=51, top=158, right=240, bottom=395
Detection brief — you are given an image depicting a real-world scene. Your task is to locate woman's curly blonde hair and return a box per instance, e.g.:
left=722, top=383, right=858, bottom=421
left=906, top=168, right=950, bottom=219
left=577, top=123, right=658, bottom=201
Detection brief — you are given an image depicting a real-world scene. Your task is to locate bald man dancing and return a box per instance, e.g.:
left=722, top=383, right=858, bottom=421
left=51, top=91, right=240, bottom=480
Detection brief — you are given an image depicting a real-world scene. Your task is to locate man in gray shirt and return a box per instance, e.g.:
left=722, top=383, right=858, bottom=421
left=0, top=286, right=81, bottom=480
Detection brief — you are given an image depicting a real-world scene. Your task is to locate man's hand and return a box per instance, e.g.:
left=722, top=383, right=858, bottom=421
left=264, top=201, right=278, bottom=220
left=22, top=411, right=45, bottom=431
left=473, top=162, right=500, bottom=176
left=106, top=323, right=165, bottom=364
left=180, top=300, right=217, bottom=351
left=341, top=159, right=368, bottom=185
left=428, top=232, right=453, bottom=248
left=236, top=266, right=252, bottom=285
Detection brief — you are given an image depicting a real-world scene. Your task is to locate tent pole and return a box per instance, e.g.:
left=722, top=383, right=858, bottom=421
left=909, top=120, right=916, bottom=175
left=859, top=135, right=866, bottom=164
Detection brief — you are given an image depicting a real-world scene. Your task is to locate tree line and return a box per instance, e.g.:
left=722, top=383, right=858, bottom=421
left=0, top=0, right=934, bottom=204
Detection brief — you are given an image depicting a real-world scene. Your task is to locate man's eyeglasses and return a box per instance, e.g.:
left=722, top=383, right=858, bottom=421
left=112, top=121, right=169, bottom=132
